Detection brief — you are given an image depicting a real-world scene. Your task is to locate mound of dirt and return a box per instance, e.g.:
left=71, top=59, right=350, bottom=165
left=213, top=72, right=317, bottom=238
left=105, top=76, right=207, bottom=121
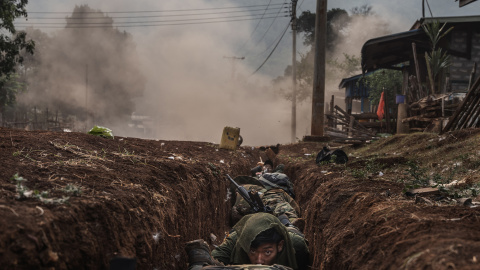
left=1, top=127, right=480, bottom=269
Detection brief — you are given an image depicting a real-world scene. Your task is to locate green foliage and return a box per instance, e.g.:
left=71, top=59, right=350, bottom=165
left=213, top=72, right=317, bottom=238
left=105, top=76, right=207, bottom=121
left=329, top=54, right=361, bottom=78
left=350, top=5, right=373, bottom=16
left=88, top=126, right=114, bottom=139
left=422, top=21, right=453, bottom=95
left=0, top=0, right=35, bottom=110
left=404, top=160, right=430, bottom=187
left=349, top=156, right=384, bottom=179
left=0, top=73, right=27, bottom=110
left=361, top=69, right=403, bottom=108
left=351, top=169, right=367, bottom=179
left=279, top=6, right=372, bottom=104
left=63, top=184, right=82, bottom=196
left=297, top=8, right=349, bottom=49
left=10, top=173, right=71, bottom=203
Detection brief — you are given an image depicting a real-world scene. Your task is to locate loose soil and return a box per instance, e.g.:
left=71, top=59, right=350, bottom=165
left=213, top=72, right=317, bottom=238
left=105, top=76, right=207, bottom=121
left=1, top=127, right=480, bottom=269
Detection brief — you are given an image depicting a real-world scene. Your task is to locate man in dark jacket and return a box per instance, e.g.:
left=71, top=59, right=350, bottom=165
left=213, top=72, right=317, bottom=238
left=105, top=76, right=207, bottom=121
left=186, top=213, right=310, bottom=270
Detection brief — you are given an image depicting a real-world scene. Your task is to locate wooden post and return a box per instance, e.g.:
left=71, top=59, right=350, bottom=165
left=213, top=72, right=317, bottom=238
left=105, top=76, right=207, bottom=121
left=348, top=115, right=354, bottom=137
left=468, top=62, right=477, bottom=91
left=397, top=103, right=409, bottom=134
left=34, top=106, right=37, bottom=130
left=328, top=95, right=334, bottom=127
left=402, top=67, right=408, bottom=99
left=46, top=107, right=49, bottom=130
left=291, top=0, right=298, bottom=143
left=384, top=90, right=391, bottom=133
left=311, top=0, right=327, bottom=136
left=412, top=43, right=423, bottom=98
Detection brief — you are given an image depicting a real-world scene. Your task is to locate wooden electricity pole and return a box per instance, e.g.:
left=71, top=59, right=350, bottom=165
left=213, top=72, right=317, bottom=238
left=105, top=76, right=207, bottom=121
left=291, top=0, right=298, bottom=143
left=311, top=0, right=327, bottom=136
left=85, top=64, right=89, bottom=130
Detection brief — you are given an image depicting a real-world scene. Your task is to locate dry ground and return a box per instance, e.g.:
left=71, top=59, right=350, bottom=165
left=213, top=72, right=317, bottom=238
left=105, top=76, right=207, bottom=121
left=1, top=127, right=480, bottom=269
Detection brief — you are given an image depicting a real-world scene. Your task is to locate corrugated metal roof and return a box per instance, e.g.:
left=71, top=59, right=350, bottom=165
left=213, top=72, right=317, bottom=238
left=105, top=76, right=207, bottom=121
left=361, top=29, right=429, bottom=73
left=411, top=15, right=480, bottom=29
left=362, top=15, right=480, bottom=73
left=339, top=74, right=364, bottom=89
left=459, top=0, right=478, bottom=7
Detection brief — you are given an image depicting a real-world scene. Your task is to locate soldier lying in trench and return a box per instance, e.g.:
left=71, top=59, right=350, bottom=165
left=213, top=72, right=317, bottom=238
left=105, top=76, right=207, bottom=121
left=232, top=164, right=304, bottom=232
left=185, top=213, right=310, bottom=270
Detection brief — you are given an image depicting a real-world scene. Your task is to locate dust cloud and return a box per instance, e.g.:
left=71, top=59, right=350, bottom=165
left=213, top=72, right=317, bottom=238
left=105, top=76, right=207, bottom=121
left=320, top=7, right=403, bottom=115
left=16, top=1, right=409, bottom=146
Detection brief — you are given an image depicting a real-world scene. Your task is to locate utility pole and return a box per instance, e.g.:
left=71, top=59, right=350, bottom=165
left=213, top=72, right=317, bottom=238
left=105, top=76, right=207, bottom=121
left=291, top=0, right=298, bottom=143
left=85, top=64, right=89, bottom=130
left=223, top=56, right=245, bottom=80
left=311, top=0, right=327, bottom=136
left=422, top=0, right=425, bottom=18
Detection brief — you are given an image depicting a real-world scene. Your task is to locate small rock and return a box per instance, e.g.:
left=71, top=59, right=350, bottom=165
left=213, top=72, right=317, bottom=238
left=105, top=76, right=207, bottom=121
left=210, top=233, right=217, bottom=242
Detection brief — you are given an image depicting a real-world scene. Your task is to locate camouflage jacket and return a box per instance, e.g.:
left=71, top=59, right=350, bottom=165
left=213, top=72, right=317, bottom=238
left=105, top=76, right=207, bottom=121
left=231, top=183, right=301, bottom=226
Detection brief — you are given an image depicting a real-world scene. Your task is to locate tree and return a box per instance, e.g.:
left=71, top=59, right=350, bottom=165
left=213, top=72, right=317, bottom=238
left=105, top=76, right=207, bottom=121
left=422, top=21, right=453, bottom=95
left=0, top=0, right=35, bottom=115
left=297, top=8, right=349, bottom=50
left=350, top=4, right=373, bottom=16
left=360, top=69, right=403, bottom=109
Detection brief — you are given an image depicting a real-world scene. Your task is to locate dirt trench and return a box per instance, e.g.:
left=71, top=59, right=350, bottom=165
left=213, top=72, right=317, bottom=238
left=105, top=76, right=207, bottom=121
left=1, top=128, right=480, bottom=269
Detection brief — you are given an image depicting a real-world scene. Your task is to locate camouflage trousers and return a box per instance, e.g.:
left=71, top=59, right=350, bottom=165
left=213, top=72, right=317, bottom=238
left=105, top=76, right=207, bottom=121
left=232, top=186, right=300, bottom=226
left=262, top=191, right=299, bottom=224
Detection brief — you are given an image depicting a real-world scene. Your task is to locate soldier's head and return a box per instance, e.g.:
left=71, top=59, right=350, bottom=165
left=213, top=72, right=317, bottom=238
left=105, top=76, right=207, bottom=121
left=247, top=228, right=284, bottom=265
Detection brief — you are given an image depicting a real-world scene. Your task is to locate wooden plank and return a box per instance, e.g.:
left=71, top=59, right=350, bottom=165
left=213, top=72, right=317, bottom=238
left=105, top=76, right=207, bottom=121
left=402, top=116, right=436, bottom=123
left=352, top=113, right=378, bottom=120
left=442, top=75, right=480, bottom=133
left=407, top=187, right=440, bottom=196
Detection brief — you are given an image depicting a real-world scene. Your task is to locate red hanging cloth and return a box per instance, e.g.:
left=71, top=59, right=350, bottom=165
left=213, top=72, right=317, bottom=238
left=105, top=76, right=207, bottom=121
left=377, top=91, right=385, bottom=121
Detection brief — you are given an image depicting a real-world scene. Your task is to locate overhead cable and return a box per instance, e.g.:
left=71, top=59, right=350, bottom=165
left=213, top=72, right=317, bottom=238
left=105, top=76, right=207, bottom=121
left=26, top=3, right=287, bottom=14
left=15, top=15, right=286, bottom=29
left=15, top=12, right=282, bottom=26
left=251, top=21, right=290, bottom=75
left=26, top=7, right=285, bottom=20
left=235, top=0, right=275, bottom=54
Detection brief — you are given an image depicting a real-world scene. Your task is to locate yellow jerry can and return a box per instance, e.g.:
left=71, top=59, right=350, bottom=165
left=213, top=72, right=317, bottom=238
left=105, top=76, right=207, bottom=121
left=219, top=126, right=240, bottom=150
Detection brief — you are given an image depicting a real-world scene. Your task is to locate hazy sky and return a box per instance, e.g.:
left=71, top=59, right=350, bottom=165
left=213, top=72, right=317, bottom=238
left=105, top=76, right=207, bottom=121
left=16, top=0, right=480, bottom=145
left=22, top=0, right=480, bottom=77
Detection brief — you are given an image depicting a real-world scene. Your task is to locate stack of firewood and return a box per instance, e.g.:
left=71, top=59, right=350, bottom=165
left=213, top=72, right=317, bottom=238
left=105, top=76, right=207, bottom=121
left=402, top=93, right=461, bottom=132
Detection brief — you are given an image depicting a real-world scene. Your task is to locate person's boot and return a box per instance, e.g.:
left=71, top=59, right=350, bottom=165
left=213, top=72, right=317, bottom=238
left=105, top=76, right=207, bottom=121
left=185, top=239, right=219, bottom=267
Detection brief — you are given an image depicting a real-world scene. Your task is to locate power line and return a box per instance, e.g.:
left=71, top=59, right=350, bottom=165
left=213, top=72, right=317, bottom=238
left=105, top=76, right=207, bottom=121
left=25, top=6, right=285, bottom=20
left=297, top=0, right=305, bottom=13
left=15, top=15, right=285, bottom=29
left=26, top=3, right=287, bottom=14
left=15, top=12, right=283, bottom=26
left=235, top=0, right=275, bottom=54
left=251, top=21, right=290, bottom=75
left=253, top=0, right=301, bottom=58
left=253, top=2, right=288, bottom=48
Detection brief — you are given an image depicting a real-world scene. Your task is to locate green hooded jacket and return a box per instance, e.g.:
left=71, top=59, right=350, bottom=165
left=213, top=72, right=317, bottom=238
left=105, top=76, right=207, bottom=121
left=212, top=213, right=309, bottom=270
